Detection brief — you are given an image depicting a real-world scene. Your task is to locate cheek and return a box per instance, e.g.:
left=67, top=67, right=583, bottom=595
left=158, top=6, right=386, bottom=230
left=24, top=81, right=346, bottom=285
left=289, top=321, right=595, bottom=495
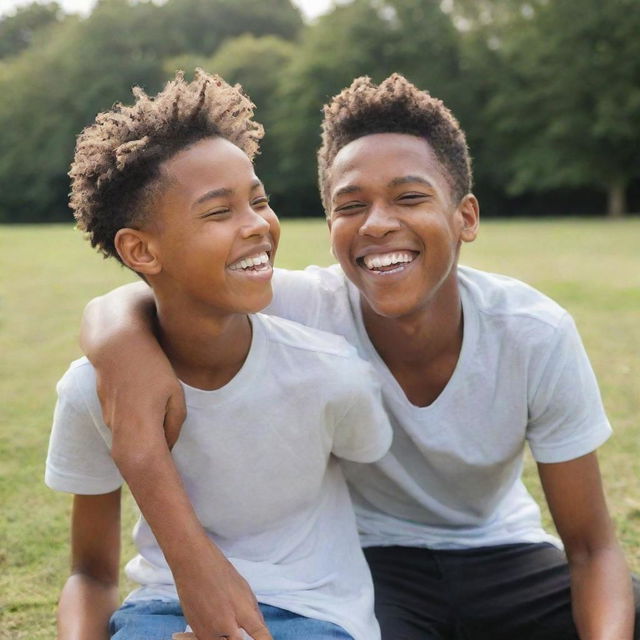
left=328, top=228, right=347, bottom=262
left=268, top=212, right=281, bottom=247
left=328, top=219, right=351, bottom=253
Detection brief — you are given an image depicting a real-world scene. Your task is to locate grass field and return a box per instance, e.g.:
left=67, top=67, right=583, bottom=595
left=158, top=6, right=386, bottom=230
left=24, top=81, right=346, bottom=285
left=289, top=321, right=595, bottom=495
left=1, top=218, right=639, bottom=638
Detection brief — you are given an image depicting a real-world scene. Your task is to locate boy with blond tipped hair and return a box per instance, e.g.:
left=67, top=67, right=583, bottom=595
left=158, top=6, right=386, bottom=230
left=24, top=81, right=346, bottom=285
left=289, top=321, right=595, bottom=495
left=45, top=70, right=392, bottom=640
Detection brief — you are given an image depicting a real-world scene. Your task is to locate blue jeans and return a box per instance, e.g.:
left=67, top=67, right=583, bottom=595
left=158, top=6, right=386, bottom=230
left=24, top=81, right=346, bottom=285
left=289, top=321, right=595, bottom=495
left=109, top=599, right=354, bottom=639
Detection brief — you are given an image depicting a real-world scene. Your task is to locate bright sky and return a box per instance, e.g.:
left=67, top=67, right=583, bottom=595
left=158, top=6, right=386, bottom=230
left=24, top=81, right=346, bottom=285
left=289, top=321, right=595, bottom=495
left=0, top=0, right=335, bottom=19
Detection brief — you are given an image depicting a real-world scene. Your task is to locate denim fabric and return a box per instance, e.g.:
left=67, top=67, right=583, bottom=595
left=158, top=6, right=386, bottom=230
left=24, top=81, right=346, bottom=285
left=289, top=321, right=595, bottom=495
left=109, top=599, right=353, bottom=640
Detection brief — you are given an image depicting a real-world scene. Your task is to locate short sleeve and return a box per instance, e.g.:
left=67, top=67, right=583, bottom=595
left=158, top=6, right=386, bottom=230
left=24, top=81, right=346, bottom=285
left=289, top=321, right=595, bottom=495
left=45, top=363, right=123, bottom=494
left=331, top=356, right=393, bottom=463
left=527, top=314, right=612, bottom=463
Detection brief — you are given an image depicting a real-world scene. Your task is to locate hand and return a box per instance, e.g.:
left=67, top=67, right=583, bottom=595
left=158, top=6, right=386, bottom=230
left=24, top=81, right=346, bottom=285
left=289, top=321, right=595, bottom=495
left=173, top=547, right=272, bottom=640
left=94, top=339, right=187, bottom=450
left=81, top=282, right=187, bottom=448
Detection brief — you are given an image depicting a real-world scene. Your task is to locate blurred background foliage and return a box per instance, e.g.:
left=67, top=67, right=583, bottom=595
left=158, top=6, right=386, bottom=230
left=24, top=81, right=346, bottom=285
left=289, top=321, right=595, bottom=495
left=0, top=0, right=638, bottom=223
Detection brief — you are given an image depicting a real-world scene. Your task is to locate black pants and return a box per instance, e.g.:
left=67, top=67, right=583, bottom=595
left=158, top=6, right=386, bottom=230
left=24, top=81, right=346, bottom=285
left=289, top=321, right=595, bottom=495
left=364, top=543, right=640, bottom=640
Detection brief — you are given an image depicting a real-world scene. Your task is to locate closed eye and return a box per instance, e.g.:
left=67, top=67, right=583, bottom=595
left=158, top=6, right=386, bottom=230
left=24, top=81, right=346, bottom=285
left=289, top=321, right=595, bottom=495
left=397, top=193, right=431, bottom=204
left=252, top=194, right=271, bottom=208
left=334, top=201, right=367, bottom=215
left=199, top=208, right=230, bottom=218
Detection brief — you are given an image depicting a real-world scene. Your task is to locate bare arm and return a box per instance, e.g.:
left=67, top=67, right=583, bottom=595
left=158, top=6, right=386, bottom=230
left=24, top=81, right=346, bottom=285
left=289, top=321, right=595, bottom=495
left=80, top=282, right=185, bottom=448
left=539, top=452, right=634, bottom=639
left=118, top=433, right=271, bottom=640
left=79, top=284, right=271, bottom=640
left=57, top=491, right=121, bottom=640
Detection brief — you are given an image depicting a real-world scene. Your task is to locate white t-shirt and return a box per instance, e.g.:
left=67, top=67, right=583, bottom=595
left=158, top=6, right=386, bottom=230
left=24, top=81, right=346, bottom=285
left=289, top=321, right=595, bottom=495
left=265, top=264, right=613, bottom=549
left=46, top=313, right=392, bottom=640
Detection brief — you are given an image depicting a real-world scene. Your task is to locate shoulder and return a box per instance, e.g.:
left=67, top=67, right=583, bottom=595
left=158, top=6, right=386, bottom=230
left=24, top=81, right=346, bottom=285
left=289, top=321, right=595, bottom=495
left=256, top=313, right=358, bottom=361
left=273, top=263, right=348, bottom=293
left=271, top=264, right=350, bottom=309
left=267, top=265, right=354, bottom=332
left=56, top=357, right=101, bottom=415
left=459, top=265, right=569, bottom=333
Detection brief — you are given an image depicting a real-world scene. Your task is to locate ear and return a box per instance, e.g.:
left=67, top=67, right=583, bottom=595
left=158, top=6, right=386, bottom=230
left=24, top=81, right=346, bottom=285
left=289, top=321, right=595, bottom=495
left=457, top=194, right=480, bottom=243
left=326, top=216, right=337, bottom=258
left=114, top=228, right=161, bottom=275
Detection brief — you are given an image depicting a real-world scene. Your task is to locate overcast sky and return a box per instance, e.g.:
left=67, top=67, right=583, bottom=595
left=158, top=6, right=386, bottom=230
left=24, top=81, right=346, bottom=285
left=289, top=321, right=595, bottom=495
left=0, top=0, right=335, bottom=19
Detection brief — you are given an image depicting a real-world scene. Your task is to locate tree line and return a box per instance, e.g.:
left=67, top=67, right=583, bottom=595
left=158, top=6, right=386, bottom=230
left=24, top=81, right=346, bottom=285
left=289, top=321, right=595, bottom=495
left=0, top=0, right=638, bottom=223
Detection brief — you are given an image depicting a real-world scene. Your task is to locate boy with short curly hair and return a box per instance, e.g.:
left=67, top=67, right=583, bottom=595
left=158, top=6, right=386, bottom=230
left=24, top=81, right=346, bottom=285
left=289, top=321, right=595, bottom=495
left=79, top=72, right=639, bottom=639
left=46, top=70, right=392, bottom=640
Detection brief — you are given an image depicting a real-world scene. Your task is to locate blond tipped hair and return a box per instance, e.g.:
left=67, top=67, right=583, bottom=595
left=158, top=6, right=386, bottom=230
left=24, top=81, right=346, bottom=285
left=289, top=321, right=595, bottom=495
left=70, top=69, right=263, bottom=261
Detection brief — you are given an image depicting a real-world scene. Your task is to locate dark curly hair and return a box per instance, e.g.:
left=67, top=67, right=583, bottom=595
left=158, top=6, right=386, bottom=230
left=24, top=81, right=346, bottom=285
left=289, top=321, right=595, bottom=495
left=70, top=69, right=264, bottom=262
left=318, top=73, right=472, bottom=213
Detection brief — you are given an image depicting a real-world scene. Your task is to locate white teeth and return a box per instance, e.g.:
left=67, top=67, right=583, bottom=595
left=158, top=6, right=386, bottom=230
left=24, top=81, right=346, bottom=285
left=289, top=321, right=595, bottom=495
left=363, top=252, right=414, bottom=270
left=229, top=251, right=270, bottom=271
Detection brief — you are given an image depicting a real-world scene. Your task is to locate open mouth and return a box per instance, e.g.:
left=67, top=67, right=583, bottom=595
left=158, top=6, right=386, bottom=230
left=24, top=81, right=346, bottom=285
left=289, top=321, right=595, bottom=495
left=357, top=250, right=418, bottom=274
left=227, top=251, right=271, bottom=272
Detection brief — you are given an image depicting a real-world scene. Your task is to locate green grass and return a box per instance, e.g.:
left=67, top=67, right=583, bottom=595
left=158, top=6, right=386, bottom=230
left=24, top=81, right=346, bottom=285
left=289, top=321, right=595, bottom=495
left=1, top=218, right=639, bottom=638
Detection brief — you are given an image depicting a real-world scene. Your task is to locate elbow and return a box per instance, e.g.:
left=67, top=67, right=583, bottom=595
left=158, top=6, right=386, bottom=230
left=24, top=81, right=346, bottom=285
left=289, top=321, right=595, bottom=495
left=70, top=568, right=119, bottom=591
left=563, top=528, right=622, bottom=567
left=111, top=439, right=169, bottom=477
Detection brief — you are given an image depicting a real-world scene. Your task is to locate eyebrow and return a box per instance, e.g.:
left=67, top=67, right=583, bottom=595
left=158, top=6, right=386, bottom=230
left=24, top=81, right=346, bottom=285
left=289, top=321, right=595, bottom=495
left=332, top=185, right=361, bottom=202
left=192, top=179, right=264, bottom=208
left=389, top=175, right=434, bottom=188
left=332, top=175, right=435, bottom=203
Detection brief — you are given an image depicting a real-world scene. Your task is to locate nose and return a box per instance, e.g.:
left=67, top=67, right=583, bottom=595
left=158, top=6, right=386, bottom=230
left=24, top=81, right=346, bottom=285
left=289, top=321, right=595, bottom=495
left=358, top=202, right=400, bottom=238
left=240, top=206, right=271, bottom=239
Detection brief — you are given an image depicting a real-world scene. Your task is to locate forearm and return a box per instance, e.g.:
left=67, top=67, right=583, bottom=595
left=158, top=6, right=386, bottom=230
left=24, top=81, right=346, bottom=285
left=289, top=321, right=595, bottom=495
left=114, top=443, right=268, bottom=640
left=568, top=543, right=634, bottom=639
left=57, top=573, right=119, bottom=640
left=80, top=281, right=156, bottom=362
left=114, top=439, right=225, bottom=567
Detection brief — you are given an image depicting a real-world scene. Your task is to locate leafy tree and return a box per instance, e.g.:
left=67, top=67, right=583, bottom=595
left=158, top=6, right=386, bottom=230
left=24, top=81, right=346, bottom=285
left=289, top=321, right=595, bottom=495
left=161, top=0, right=303, bottom=57
left=0, top=0, right=169, bottom=222
left=0, top=0, right=303, bottom=222
left=473, top=0, right=640, bottom=217
left=0, top=2, right=62, bottom=59
left=2, top=0, right=637, bottom=222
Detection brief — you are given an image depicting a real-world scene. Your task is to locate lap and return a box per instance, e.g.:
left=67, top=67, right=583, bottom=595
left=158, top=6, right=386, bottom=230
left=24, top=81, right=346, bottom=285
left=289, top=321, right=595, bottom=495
left=109, top=600, right=186, bottom=640
left=109, top=600, right=353, bottom=640
left=365, top=543, right=640, bottom=640
left=261, top=603, right=353, bottom=639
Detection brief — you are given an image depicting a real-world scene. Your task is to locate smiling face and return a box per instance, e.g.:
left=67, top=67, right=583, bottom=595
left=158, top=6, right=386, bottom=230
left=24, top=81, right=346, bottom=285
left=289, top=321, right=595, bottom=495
left=327, top=133, right=478, bottom=321
left=141, top=136, right=280, bottom=316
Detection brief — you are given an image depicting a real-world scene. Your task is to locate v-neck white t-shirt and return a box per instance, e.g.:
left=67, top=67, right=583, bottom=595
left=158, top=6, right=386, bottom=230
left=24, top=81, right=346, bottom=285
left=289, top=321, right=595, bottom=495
left=266, top=264, right=612, bottom=549
left=46, top=313, right=392, bottom=640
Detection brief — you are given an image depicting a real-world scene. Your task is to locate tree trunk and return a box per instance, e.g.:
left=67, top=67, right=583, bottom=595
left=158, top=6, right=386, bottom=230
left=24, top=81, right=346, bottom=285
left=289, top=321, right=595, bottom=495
left=606, top=177, right=627, bottom=218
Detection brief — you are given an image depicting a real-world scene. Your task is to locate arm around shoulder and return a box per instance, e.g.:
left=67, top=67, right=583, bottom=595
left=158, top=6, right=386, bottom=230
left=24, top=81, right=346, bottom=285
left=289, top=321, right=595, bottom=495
left=79, top=280, right=186, bottom=450
left=80, top=281, right=155, bottom=362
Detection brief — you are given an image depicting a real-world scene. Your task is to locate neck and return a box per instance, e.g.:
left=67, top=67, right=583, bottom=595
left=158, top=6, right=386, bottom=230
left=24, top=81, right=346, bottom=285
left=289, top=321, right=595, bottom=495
left=154, top=296, right=252, bottom=390
left=361, top=274, right=463, bottom=368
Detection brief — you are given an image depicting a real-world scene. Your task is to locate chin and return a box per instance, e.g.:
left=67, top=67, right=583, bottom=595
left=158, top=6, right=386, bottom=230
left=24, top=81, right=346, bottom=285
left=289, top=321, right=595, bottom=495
left=243, top=289, right=274, bottom=314
left=363, top=297, right=416, bottom=320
